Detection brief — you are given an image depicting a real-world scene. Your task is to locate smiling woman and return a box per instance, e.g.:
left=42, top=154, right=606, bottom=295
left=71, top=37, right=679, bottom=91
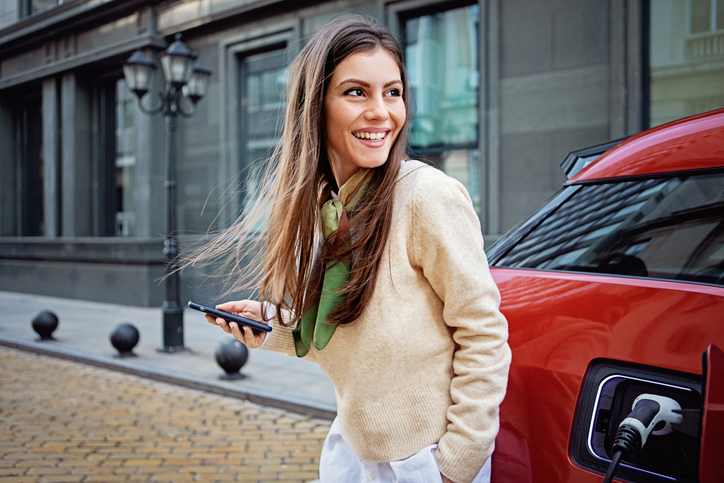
left=183, top=16, right=510, bottom=483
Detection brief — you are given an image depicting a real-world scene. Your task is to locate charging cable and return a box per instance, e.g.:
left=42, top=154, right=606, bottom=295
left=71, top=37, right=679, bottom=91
left=602, top=394, right=683, bottom=483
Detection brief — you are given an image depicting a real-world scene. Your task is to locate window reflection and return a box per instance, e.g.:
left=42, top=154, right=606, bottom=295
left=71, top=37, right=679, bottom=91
left=405, top=5, right=479, bottom=148
left=497, top=174, right=724, bottom=286
left=650, top=0, right=724, bottom=126
left=26, top=0, right=69, bottom=16
left=240, top=49, right=286, bottom=228
left=404, top=4, right=481, bottom=214
left=114, top=79, right=136, bottom=236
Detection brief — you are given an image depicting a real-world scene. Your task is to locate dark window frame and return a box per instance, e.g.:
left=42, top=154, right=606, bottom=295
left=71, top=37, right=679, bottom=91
left=642, top=0, right=651, bottom=130
left=92, top=70, right=137, bottom=237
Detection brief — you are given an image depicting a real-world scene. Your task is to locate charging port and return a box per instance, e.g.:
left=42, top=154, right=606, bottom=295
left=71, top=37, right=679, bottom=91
left=571, top=360, right=701, bottom=482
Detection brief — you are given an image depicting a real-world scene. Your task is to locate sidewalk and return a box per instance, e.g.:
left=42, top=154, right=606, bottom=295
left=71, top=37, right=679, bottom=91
left=0, top=291, right=337, bottom=420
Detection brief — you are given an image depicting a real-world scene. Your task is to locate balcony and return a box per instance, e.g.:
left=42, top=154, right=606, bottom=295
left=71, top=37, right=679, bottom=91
left=686, top=31, right=724, bottom=61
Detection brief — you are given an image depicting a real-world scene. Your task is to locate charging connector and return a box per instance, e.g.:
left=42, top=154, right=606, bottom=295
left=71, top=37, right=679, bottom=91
left=602, top=394, right=683, bottom=483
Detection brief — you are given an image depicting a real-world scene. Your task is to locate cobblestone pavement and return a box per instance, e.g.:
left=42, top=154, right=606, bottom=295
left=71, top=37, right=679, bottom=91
left=0, top=347, right=331, bottom=482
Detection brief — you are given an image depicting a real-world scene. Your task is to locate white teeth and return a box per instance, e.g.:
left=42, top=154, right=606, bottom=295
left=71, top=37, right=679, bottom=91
left=354, top=132, right=385, bottom=141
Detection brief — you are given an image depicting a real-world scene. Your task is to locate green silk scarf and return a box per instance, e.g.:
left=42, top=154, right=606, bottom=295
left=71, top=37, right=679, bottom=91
left=292, top=169, right=371, bottom=357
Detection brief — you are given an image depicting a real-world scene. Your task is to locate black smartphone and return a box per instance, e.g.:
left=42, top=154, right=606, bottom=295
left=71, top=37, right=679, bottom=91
left=187, top=301, right=272, bottom=333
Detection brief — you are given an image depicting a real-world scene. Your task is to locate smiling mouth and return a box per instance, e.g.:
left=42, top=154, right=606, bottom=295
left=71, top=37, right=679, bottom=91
left=353, top=131, right=387, bottom=141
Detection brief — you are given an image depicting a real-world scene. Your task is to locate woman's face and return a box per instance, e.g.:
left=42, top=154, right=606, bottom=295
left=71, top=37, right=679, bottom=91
left=323, top=48, right=406, bottom=187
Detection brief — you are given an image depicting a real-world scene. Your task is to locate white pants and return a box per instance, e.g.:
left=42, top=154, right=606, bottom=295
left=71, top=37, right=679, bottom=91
left=319, top=417, right=492, bottom=483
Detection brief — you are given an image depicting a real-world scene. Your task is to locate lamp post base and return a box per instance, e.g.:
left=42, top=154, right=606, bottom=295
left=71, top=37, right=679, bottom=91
left=159, top=305, right=185, bottom=353
left=157, top=346, right=186, bottom=354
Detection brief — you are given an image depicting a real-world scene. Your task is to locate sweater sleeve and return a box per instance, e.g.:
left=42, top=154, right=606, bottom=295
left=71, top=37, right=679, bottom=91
left=411, top=169, right=511, bottom=483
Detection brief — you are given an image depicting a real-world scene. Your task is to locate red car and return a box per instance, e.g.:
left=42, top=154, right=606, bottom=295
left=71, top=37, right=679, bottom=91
left=486, top=108, right=724, bottom=483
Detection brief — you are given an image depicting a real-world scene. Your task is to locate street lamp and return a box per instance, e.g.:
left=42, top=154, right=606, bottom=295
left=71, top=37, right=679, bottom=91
left=123, top=34, right=212, bottom=353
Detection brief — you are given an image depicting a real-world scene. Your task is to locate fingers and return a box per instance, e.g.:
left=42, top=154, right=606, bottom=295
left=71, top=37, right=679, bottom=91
left=229, top=321, right=267, bottom=348
left=206, top=314, right=235, bottom=335
left=207, top=314, right=264, bottom=347
left=204, top=313, right=231, bottom=329
left=227, top=321, right=245, bottom=339
left=216, top=300, right=264, bottom=320
left=205, top=300, right=268, bottom=348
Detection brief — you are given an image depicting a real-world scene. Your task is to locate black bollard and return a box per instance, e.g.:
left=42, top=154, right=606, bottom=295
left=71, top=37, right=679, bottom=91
left=215, top=337, right=248, bottom=380
left=110, top=323, right=140, bottom=357
left=31, top=310, right=59, bottom=341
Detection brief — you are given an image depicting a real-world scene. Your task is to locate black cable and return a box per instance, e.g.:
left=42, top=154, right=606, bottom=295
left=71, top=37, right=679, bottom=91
left=603, top=420, right=639, bottom=483
left=603, top=450, right=624, bottom=483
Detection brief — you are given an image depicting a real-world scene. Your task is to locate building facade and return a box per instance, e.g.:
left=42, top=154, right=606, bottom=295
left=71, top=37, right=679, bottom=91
left=1, top=0, right=722, bottom=306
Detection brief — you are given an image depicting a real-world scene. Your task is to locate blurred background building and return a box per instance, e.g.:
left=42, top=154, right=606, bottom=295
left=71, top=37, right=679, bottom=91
left=0, top=0, right=722, bottom=306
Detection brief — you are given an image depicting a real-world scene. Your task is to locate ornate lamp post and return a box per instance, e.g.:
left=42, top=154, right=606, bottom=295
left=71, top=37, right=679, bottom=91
left=123, top=34, right=212, bottom=353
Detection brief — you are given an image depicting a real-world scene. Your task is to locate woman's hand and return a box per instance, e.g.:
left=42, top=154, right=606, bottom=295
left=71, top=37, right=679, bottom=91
left=205, top=300, right=268, bottom=348
left=440, top=475, right=453, bottom=483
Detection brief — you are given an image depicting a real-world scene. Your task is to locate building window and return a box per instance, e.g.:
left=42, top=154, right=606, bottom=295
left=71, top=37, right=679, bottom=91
left=22, top=0, right=69, bottom=16
left=98, top=78, right=136, bottom=236
left=238, top=48, right=287, bottom=221
left=402, top=3, right=481, bottom=213
left=690, top=0, right=724, bottom=34
left=649, top=0, right=724, bottom=127
left=15, top=95, right=45, bottom=236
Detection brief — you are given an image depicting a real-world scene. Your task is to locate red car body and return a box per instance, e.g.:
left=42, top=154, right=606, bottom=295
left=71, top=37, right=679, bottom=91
left=487, top=109, right=724, bottom=483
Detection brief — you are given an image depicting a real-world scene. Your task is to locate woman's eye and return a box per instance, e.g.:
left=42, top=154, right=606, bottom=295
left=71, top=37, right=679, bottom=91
left=344, top=88, right=364, bottom=97
left=387, top=88, right=402, bottom=97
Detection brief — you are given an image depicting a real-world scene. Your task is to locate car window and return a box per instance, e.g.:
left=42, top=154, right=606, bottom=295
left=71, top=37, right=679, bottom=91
left=494, top=172, right=724, bottom=286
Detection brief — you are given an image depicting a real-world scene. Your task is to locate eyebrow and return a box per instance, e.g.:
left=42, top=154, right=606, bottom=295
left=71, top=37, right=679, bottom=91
left=335, top=78, right=403, bottom=89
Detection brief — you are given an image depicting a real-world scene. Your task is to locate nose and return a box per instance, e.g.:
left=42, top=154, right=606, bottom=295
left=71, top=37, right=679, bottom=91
left=364, top=94, right=389, bottom=122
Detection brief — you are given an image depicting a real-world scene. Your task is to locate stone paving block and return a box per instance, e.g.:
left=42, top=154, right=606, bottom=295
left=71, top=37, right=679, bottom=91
left=240, top=470, right=280, bottom=479
left=202, top=456, right=232, bottom=465
left=14, top=459, right=54, bottom=467
left=84, top=475, right=128, bottom=482
left=24, top=466, right=73, bottom=475
left=3, top=453, right=45, bottom=461
left=38, top=476, right=85, bottom=482
left=150, top=473, right=196, bottom=481
left=0, top=467, right=26, bottom=476
left=278, top=470, right=321, bottom=479
left=106, top=452, right=140, bottom=459
left=180, top=464, right=224, bottom=473
left=123, top=459, right=164, bottom=466
left=283, top=457, right=314, bottom=464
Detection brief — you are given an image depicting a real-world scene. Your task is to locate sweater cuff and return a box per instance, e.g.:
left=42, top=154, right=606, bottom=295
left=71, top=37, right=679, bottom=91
left=259, top=306, right=298, bottom=357
left=256, top=302, right=275, bottom=349
left=434, top=436, right=494, bottom=483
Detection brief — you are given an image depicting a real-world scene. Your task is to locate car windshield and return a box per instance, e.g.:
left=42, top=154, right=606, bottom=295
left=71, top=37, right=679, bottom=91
left=495, top=172, right=724, bottom=286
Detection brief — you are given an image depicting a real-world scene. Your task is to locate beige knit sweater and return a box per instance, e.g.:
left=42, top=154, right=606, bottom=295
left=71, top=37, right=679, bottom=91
left=263, top=160, right=511, bottom=483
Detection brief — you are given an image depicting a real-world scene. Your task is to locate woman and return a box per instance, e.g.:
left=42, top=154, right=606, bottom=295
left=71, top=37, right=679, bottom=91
left=193, top=16, right=511, bottom=483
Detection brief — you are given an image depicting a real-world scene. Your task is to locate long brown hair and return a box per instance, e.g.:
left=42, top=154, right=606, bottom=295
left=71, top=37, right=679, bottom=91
left=185, top=16, right=411, bottom=326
